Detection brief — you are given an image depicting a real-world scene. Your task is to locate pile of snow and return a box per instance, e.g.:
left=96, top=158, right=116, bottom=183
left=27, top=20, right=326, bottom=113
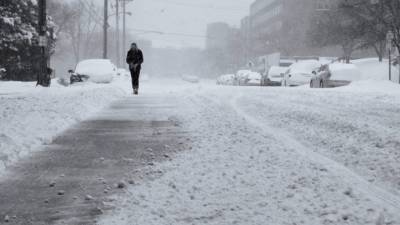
left=329, top=63, right=362, bottom=81
left=75, top=59, right=116, bottom=83
left=339, top=79, right=400, bottom=93
left=0, top=79, right=129, bottom=175
left=353, top=58, right=399, bottom=83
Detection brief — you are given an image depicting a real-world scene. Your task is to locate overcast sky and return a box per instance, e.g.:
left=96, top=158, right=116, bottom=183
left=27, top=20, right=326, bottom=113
left=113, top=0, right=254, bottom=49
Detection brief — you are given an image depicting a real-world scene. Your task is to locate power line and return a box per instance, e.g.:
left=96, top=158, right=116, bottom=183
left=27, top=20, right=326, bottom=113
left=128, top=28, right=215, bottom=39
left=150, top=0, right=245, bottom=12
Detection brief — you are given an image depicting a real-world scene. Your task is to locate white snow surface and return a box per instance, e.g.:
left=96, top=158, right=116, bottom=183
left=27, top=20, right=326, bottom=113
left=0, top=77, right=130, bottom=175
left=329, top=63, right=362, bottom=81
left=353, top=58, right=400, bottom=83
left=75, top=59, right=116, bottom=84
left=1, top=73, right=400, bottom=224
left=99, top=80, right=400, bottom=225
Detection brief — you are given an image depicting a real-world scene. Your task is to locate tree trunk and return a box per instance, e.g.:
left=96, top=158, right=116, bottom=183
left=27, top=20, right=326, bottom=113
left=373, top=44, right=384, bottom=62
left=342, top=44, right=353, bottom=64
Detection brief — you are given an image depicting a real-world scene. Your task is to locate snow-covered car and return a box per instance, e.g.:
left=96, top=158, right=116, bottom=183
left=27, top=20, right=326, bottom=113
left=182, top=75, right=200, bottom=83
left=263, top=66, right=287, bottom=86
left=310, top=63, right=362, bottom=88
left=73, top=59, right=116, bottom=83
left=217, top=74, right=235, bottom=85
left=246, top=72, right=262, bottom=86
left=236, top=70, right=252, bottom=86
left=282, top=60, right=323, bottom=87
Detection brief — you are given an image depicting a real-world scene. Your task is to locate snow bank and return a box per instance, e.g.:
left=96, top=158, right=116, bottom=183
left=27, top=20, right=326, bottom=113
left=339, top=79, right=400, bottom=94
left=0, top=78, right=128, bottom=175
left=329, top=63, right=362, bottom=81
left=353, top=58, right=400, bottom=83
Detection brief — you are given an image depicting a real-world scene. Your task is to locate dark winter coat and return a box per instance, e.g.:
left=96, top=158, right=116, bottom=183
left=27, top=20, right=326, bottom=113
left=126, top=49, right=144, bottom=71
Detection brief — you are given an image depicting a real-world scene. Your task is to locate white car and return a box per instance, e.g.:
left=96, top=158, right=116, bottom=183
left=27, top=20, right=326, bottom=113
left=74, top=59, right=116, bottom=83
left=310, top=63, right=362, bottom=88
left=263, top=66, right=287, bottom=86
left=217, top=74, right=235, bottom=85
left=282, top=60, right=323, bottom=87
left=246, top=72, right=262, bottom=86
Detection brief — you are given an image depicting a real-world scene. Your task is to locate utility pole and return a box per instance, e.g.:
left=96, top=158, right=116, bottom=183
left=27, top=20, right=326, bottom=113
left=116, top=0, right=120, bottom=67
left=122, top=0, right=133, bottom=69
left=103, top=0, right=108, bottom=59
left=77, top=0, right=83, bottom=63
left=122, top=0, right=127, bottom=68
left=37, top=0, right=50, bottom=87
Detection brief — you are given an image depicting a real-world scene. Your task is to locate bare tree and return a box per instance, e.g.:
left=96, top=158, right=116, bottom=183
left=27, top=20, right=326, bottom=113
left=308, top=4, right=365, bottom=63
left=64, top=0, right=102, bottom=63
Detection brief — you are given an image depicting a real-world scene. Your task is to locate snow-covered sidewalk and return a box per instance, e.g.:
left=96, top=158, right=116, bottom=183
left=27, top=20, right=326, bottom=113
left=98, top=81, right=400, bottom=225
left=0, top=78, right=129, bottom=174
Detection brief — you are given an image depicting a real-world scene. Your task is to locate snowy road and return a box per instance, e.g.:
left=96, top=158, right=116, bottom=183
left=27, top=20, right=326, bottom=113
left=1, top=79, right=400, bottom=224
left=99, top=81, right=400, bottom=225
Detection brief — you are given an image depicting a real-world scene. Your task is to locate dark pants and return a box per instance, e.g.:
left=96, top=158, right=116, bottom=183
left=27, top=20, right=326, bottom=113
left=130, top=68, right=141, bottom=90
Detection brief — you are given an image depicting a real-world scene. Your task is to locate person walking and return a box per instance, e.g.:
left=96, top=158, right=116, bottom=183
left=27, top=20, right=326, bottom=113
left=126, top=43, right=144, bottom=95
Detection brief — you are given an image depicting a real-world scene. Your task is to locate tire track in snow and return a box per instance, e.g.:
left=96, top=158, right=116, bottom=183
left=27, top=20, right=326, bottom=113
left=228, top=93, right=400, bottom=212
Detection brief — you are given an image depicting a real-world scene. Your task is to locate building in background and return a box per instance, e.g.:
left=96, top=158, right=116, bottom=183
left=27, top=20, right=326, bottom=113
left=240, top=16, right=251, bottom=63
left=205, top=22, right=245, bottom=76
left=244, top=0, right=340, bottom=60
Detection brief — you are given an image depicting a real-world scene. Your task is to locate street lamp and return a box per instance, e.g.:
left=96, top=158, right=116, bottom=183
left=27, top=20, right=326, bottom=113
left=121, top=0, right=134, bottom=68
left=110, top=0, right=132, bottom=67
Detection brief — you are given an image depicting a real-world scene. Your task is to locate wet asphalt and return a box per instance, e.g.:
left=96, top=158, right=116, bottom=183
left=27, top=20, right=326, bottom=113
left=0, top=96, right=187, bottom=225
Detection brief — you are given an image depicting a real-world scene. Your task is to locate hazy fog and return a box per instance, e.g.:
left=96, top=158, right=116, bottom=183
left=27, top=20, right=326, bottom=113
left=119, top=0, right=254, bottom=48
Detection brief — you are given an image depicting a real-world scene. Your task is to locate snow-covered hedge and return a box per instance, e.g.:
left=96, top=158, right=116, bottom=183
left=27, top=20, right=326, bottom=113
left=0, top=0, right=56, bottom=81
